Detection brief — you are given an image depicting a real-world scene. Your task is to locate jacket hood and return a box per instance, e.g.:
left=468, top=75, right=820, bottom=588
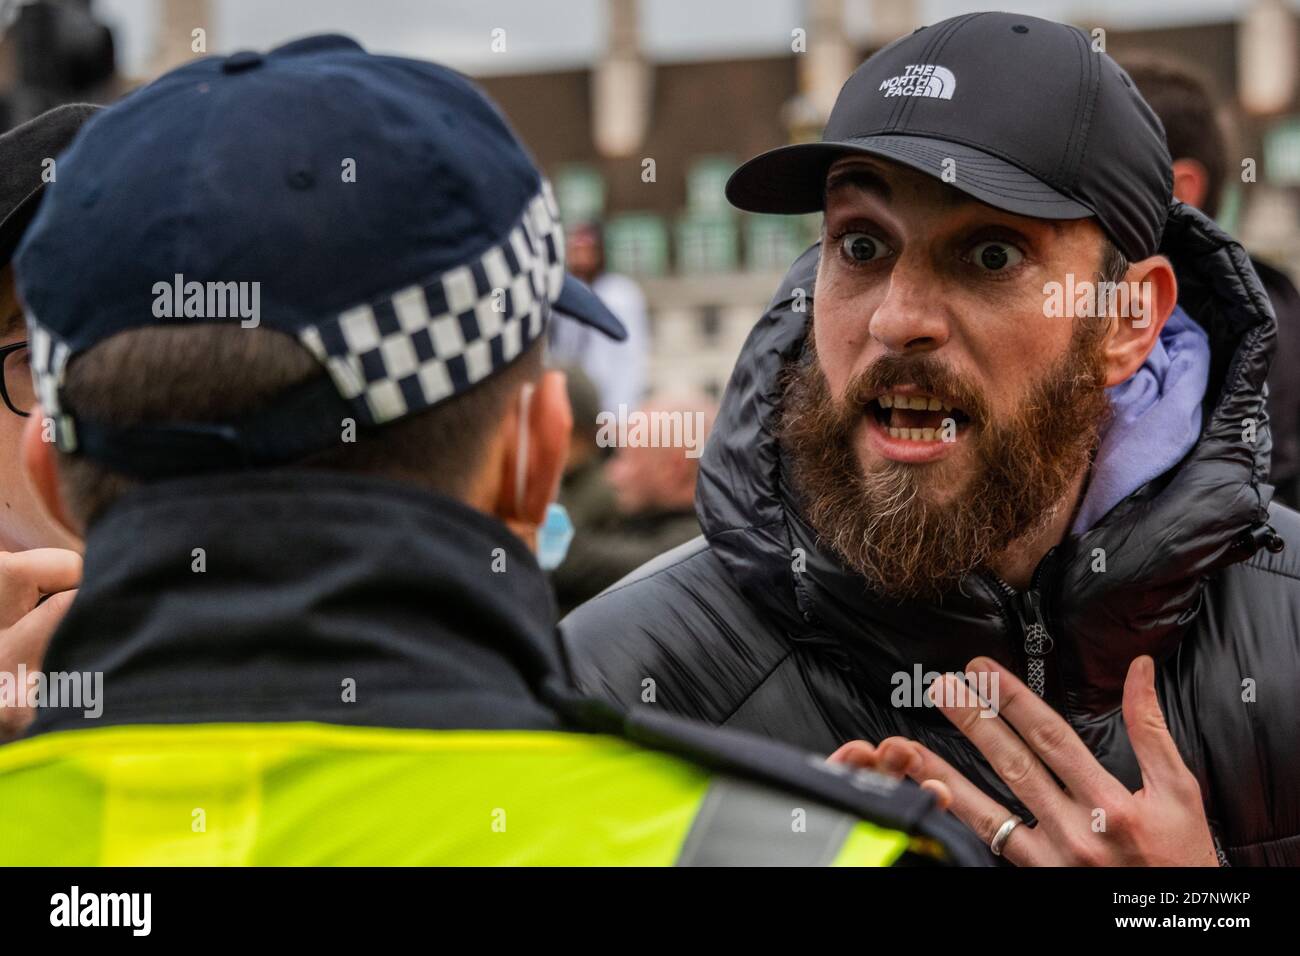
left=696, top=202, right=1278, bottom=721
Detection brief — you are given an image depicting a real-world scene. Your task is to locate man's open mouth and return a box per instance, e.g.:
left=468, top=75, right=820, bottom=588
left=867, top=390, right=972, bottom=442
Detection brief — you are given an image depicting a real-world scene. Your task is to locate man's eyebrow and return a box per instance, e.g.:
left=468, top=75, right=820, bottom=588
left=823, top=165, right=979, bottom=210
left=824, top=166, right=892, bottom=204
left=823, top=164, right=1068, bottom=233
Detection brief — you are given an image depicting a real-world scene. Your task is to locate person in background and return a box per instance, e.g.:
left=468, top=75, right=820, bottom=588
left=553, top=391, right=715, bottom=608
left=550, top=366, right=618, bottom=614
left=605, top=391, right=716, bottom=540
left=1124, top=56, right=1300, bottom=506
left=547, top=221, right=649, bottom=415
left=0, top=104, right=97, bottom=741
left=0, top=104, right=96, bottom=554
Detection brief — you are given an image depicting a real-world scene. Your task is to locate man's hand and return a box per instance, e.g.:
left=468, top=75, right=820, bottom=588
left=829, top=655, right=1220, bottom=866
left=0, top=548, right=81, bottom=742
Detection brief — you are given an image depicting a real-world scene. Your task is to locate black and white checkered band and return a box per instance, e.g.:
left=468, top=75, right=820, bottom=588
left=24, top=180, right=567, bottom=452
left=300, top=180, right=565, bottom=426
left=27, top=319, right=75, bottom=451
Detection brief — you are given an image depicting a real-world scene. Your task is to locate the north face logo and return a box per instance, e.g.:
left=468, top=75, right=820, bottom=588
left=878, top=64, right=956, bottom=99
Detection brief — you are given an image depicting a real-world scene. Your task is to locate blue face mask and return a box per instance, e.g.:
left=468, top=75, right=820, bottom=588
left=515, top=383, right=574, bottom=571
left=536, top=502, right=574, bottom=571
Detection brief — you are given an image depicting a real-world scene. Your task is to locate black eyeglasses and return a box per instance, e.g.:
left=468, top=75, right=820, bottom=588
left=0, top=341, right=32, bottom=417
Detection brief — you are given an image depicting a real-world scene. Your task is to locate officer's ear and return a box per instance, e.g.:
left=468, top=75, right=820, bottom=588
left=495, top=369, right=571, bottom=546
left=22, top=407, right=83, bottom=539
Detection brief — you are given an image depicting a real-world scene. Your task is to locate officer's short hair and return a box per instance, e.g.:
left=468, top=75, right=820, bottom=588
left=55, top=325, right=544, bottom=526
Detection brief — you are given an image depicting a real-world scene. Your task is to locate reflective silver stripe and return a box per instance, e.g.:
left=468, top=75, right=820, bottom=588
left=675, top=775, right=858, bottom=866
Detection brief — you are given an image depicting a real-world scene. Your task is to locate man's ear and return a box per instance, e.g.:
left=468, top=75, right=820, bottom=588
left=495, top=369, right=571, bottom=532
left=22, top=406, right=82, bottom=539
left=1099, top=255, right=1178, bottom=389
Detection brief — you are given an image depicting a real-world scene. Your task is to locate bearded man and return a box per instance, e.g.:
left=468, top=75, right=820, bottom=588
left=561, top=13, right=1300, bottom=866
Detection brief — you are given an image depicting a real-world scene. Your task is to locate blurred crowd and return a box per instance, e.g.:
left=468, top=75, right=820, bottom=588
left=547, top=224, right=717, bottom=612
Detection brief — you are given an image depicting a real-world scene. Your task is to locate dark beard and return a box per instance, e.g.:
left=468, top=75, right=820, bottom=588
left=778, top=330, right=1110, bottom=600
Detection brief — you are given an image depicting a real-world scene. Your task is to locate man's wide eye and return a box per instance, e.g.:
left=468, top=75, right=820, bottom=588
left=968, top=240, right=1023, bottom=272
left=840, top=232, right=886, bottom=263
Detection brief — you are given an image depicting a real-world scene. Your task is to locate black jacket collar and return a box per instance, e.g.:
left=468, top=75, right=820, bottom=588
left=697, top=203, right=1276, bottom=721
left=30, top=470, right=566, bottom=735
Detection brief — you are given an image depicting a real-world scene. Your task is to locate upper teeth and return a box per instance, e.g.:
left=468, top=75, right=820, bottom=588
left=878, top=393, right=951, bottom=411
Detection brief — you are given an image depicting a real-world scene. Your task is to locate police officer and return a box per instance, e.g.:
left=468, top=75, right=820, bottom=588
left=0, top=36, right=986, bottom=866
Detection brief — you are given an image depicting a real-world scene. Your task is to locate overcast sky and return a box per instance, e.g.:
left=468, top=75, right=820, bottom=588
left=93, top=0, right=1294, bottom=78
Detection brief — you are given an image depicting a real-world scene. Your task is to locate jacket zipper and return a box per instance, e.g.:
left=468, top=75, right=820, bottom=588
left=1013, top=588, right=1054, bottom=698
left=986, top=550, right=1057, bottom=699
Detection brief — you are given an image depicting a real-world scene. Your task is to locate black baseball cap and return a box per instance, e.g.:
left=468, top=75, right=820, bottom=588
left=0, top=103, right=99, bottom=269
left=727, top=12, right=1173, bottom=261
left=16, top=36, right=624, bottom=477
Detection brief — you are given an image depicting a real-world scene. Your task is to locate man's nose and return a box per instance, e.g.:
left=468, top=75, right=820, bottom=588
left=868, top=256, right=951, bottom=354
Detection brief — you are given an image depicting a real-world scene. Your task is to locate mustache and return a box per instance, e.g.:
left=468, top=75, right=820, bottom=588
left=842, top=352, right=991, bottom=428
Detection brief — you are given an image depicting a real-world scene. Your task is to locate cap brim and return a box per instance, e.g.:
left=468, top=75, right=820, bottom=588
left=726, top=134, right=1095, bottom=221
left=554, top=273, right=627, bottom=341
left=0, top=103, right=101, bottom=268
left=0, top=188, right=42, bottom=269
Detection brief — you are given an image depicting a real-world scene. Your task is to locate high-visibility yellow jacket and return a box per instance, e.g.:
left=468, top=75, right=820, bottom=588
left=0, top=722, right=926, bottom=866
left=0, top=473, right=988, bottom=867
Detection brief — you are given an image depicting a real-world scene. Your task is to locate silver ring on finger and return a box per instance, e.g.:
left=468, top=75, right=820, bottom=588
left=990, top=814, right=1023, bottom=857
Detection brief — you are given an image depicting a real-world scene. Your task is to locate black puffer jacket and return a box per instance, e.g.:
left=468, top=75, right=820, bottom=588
left=561, top=203, right=1300, bottom=866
